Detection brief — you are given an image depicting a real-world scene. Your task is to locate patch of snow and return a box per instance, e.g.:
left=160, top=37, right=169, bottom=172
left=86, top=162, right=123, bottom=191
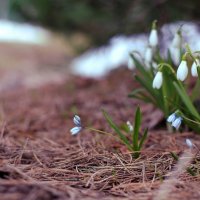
left=0, top=20, right=50, bottom=45
left=71, top=21, right=200, bottom=78
left=71, top=34, right=147, bottom=78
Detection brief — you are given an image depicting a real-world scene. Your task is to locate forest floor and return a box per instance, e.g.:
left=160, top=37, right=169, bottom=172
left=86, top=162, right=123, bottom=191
left=0, top=68, right=200, bottom=200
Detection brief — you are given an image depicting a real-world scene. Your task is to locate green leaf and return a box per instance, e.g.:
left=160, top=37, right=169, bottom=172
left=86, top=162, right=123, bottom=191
left=135, top=75, right=164, bottom=110
left=128, top=88, right=155, bottom=104
left=173, top=82, right=200, bottom=120
left=197, top=67, right=200, bottom=81
left=131, top=55, right=152, bottom=79
left=170, top=152, right=179, bottom=161
left=102, top=109, right=132, bottom=151
left=138, top=128, right=148, bottom=150
left=132, top=107, right=141, bottom=151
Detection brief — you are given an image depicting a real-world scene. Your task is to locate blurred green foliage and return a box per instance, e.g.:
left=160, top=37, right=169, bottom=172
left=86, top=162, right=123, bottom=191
left=9, top=0, right=200, bottom=45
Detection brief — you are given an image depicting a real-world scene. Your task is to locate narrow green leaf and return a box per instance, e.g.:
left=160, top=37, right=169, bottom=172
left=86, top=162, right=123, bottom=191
left=128, top=88, right=155, bottom=104
left=138, top=128, right=148, bottom=150
left=170, top=152, right=179, bottom=161
left=197, top=67, right=200, bottom=81
left=135, top=75, right=164, bottom=110
left=102, top=110, right=132, bottom=151
left=132, top=107, right=141, bottom=151
left=173, top=82, right=200, bottom=120
left=131, top=55, right=152, bottom=79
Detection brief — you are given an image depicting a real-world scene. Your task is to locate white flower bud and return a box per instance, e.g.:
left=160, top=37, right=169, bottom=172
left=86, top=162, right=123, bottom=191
left=172, top=33, right=182, bottom=48
left=149, top=29, right=158, bottom=47
left=70, top=127, right=82, bottom=135
left=144, top=47, right=153, bottom=63
left=172, top=117, right=182, bottom=130
left=73, top=115, right=81, bottom=127
left=191, top=59, right=200, bottom=77
left=186, top=138, right=193, bottom=148
left=177, top=60, right=188, bottom=81
left=169, top=47, right=181, bottom=66
left=167, top=113, right=177, bottom=123
left=127, top=121, right=133, bottom=132
left=152, top=71, right=163, bottom=89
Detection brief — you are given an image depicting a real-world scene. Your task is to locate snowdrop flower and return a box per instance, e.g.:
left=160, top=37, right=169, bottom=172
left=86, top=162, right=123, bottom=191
left=70, top=115, right=82, bottom=135
left=172, top=116, right=183, bottom=130
left=186, top=138, right=193, bottom=149
left=169, top=46, right=181, bottom=66
left=167, top=113, right=177, bottom=123
left=73, top=115, right=81, bottom=127
left=70, top=126, right=82, bottom=135
left=127, top=121, right=133, bottom=132
left=152, top=71, right=163, bottom=89
left=149, top=28, right=158, bottom=47
left=177, top=60, right=188, bottom=81
left=191, top=59, right=200, bottom=77
left=171, top=32, right=182, bottom=48
left=144, top=46, right=153, bottom=63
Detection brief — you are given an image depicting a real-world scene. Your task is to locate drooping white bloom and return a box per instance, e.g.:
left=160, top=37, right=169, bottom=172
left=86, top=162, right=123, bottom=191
left=152, top=71, right=163, bottom=89
left=70, top=115, right=82, bottom=135
left=149, top=29, right=158, bottom=47
left=169, top=46, right=181, bottom=66
left=144, top=47, right=153, bottom=63
left=172, top=117, right=182, bottom=130
left=70, top=127, right=82, bottom=135
left=186, top=138, right=193, bottom=148
left=171, top=32, right=182, bottom=48
left=177, top=60, right=188, bottom=81
left=127, top=56, right=135, bottom=70
left=73, top=115, right=81, bottom=127
left=191, top=59, right=200, bottom=77
left=167, top=113, right=177, bottom=123
left=127, top=121, right=133, bottom=132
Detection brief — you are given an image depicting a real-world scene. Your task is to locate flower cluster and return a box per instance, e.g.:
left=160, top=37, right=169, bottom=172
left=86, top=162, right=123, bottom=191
left=70, top=115, right=82, bottom=135
left=167, top=113, right=183, bottom=130
left=152, top=55, right=200, bottom=89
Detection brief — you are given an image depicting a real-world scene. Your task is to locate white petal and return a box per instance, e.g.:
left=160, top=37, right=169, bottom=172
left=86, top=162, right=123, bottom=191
left=169, top=46, right=180, bottom=66
left=177, top=60, right=188, bottom=81
left=167, top=113, right=176, bottom=123
left=152, top=71, right=163, bottom=89
left=126, top=121, right=133, bottom=132
left=73, top=115, right=81, bottom=126
left=149, top=29, right=158, bottom=47
left=186, top=138, right=193, bottom=148
left=172, top=117, right=182, bottom=130
left=144, top=47, right=153, bottom=63
left=191, top=60, right=200, bottom=77
left=70, top=127, right=82, bottom=135
left=171, top=33, right=181, bottom=48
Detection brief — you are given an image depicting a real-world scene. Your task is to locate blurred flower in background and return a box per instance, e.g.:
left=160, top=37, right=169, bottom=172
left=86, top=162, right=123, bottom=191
left=8, top=0, right=200, bottom=46
left=0, top=0, right=200, bottom=84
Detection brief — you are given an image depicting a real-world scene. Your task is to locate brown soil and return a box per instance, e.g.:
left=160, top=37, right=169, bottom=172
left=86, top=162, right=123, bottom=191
left=0, top=68, right=200, bottom=200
